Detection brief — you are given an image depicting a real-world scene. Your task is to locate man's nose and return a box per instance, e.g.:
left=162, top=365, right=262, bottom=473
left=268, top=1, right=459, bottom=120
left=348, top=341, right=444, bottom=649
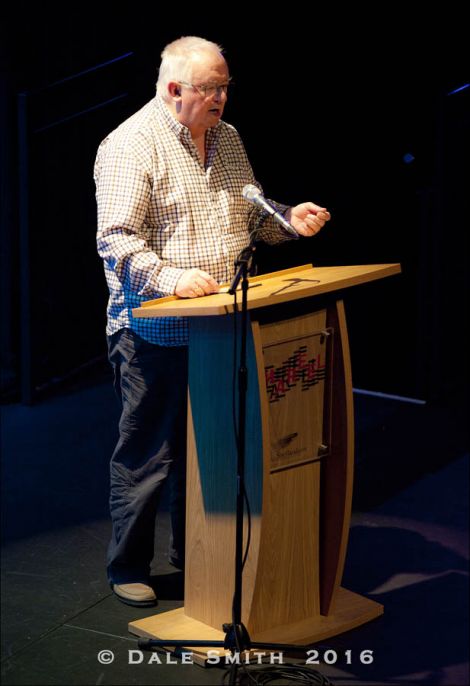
left=214, top=87, right=227, bottom=102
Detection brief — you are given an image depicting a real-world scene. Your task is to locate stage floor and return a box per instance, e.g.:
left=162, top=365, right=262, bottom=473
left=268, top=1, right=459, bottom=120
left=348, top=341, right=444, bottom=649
left=1, top=370, right=468, bottom=685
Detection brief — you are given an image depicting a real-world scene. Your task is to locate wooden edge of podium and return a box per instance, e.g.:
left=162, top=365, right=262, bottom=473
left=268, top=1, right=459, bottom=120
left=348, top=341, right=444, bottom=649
left=320, top=300, right=355, bottom=615
left=138, top=264, right=314, bottom=308
left=128, top=588, right=383, bottom=666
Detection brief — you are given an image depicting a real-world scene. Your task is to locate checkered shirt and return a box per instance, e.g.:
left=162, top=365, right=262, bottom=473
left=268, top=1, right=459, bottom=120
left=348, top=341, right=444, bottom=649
left=94, top=95, right=290, bottom=346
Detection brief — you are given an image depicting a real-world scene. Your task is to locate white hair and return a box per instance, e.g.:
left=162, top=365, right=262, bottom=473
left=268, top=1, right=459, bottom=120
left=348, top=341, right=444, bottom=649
left=156, top=36, right=224, bottom=101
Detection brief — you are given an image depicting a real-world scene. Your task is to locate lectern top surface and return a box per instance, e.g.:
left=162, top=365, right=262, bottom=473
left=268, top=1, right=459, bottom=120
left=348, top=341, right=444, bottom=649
left=132, top=264, right=401, bottom=318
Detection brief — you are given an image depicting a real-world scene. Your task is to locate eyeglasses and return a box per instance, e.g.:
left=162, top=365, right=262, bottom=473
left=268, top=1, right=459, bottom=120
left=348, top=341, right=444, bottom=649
left=178, top=80, right=232, bottom=97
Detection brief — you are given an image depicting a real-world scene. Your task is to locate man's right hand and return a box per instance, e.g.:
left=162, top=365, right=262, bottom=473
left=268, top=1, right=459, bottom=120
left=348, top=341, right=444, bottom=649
left=175, top=268, right=220, bottom=298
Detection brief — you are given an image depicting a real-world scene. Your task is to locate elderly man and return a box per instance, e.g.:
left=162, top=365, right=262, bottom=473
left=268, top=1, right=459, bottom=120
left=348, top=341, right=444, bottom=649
left=94, top=35, right=330, bottom=607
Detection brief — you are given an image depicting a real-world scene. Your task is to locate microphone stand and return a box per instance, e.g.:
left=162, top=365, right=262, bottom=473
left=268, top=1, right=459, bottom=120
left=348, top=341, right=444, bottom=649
left=223, top=239, right=256, bottom=661
left=137, top=233, right=327, bottom=684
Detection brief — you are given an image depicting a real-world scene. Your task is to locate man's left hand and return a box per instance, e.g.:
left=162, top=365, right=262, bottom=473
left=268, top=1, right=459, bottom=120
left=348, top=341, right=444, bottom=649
left=286, top=203, right=331, bottom=237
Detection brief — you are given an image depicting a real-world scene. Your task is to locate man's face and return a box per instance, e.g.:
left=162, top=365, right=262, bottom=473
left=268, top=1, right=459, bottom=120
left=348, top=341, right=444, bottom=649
left=174, top=51, right=230, bottom=138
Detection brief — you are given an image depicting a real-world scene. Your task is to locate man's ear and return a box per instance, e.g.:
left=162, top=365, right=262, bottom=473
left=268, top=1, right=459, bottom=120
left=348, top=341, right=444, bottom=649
left=169, top=82, right=181, bottom=98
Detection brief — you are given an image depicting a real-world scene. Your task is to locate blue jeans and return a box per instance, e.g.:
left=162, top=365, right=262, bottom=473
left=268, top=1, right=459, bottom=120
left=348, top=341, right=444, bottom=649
left=107, top=328, right=188, bottom=585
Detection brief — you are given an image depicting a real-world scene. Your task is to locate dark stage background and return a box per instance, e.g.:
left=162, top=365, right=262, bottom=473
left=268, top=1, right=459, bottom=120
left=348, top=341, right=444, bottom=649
left=0, top=10, right=469, bottom=686
left=1, top=10, right=468, bottom=406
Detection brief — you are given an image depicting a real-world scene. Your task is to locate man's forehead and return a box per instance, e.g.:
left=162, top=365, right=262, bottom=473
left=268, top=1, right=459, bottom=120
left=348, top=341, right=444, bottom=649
left=189, top=51, right=228, bottom=78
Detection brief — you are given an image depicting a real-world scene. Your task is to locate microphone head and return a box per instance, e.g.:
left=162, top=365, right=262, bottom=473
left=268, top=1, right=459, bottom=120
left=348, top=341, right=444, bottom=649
left=242, top=184, right=261, bottom=202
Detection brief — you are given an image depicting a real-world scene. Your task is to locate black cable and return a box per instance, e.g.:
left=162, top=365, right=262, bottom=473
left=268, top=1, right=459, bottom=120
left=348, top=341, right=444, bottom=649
left=232, top=287, right=239, bottom=449
left=222, top=662, right=334, bottom=685
left=241, top=485, right=252, bottom=569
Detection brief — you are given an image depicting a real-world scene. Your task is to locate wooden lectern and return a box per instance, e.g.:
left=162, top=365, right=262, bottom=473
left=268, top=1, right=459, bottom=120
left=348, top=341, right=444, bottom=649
left=129, top=264, right=401, bottom=658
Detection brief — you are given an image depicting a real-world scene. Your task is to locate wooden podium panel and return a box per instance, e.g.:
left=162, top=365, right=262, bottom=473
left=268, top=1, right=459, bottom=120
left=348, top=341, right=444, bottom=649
left=246, top=310, right=327, bottom=635
left=129, top=265, right=400, bottom=649
left=182, top=314, right=263, bottom=629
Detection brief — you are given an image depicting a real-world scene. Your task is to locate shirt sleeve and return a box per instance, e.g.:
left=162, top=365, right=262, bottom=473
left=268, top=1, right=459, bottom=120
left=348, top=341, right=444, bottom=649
left=94, top=141, right=185, bottom=297
left=251, top=199, right=293, bottom=245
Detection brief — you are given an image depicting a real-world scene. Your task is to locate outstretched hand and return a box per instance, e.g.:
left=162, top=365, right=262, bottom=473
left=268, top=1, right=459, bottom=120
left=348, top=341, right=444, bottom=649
left=286, top=203, right=331, bottom=237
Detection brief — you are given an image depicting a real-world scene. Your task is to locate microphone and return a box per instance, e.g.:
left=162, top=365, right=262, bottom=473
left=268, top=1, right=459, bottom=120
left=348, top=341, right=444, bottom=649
left=242, top=184, right=299, bottom=240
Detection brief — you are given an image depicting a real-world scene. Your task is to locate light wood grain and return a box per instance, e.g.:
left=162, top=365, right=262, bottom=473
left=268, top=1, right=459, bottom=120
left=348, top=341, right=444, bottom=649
left=132, top=264, right=401, bottom=317
left=246, top=312, right=328, bottom=634
left=128, top=587, right=383, bottom=658
left=138, top=264, right=314, bottom=307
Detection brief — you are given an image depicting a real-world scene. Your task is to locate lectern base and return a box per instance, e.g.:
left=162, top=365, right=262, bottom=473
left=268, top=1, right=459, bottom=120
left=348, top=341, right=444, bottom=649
left=128, top=587, right=383, bottom=665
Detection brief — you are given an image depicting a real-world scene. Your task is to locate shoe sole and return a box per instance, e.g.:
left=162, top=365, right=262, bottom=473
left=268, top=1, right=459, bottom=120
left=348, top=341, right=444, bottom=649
left=113, top=591, right=157, bottom=608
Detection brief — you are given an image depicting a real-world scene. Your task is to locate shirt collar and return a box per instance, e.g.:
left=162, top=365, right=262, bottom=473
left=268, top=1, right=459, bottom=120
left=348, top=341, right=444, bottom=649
left=154, top=94, right=222, bottom=145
